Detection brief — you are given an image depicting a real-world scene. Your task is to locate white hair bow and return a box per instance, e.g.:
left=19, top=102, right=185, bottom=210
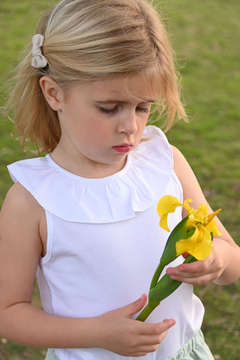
left=31, top=34, right=48, bottom=68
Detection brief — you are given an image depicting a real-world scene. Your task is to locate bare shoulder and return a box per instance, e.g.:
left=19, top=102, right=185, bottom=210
left=2, top=181, right=39, bottom=206
left=1, top=182, right=43, bottom=229
left=0, top=182, right=45, bottom=256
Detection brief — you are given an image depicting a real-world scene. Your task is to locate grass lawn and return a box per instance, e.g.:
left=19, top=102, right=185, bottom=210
left=0, top=0, right=240, bottom=359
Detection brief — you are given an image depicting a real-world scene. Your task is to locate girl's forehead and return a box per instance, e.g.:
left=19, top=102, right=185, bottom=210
left=71, top=73, right=160, bottom=102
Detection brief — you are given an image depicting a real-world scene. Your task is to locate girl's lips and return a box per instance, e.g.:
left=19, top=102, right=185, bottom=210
left=112, top=144, right=133, bottom=153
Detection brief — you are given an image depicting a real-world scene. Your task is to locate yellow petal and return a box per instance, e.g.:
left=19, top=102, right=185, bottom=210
left=157, top=196, right=182, bottom=217
left=205, top=208, right=221, bottom=225
left=204, top=208, right=222, bottom=236
left=157, top=196, right=183, bottom=232
left=206, top=219, right=222, bottom=237
left=159, top=214, right=171, bottom=232
left=186, top=215, right=197, bottom=230
left=176, top=225, right=213, bottom=260
left=182, top=198, right=193, bottom=213
left=190, top=203, right=209, bottom=222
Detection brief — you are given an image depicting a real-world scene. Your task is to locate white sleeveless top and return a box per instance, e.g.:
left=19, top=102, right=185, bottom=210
left=8, top=126, right=204, bottom=360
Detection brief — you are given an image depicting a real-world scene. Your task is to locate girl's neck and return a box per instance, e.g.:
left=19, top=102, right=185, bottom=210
left=50, top=146, right=128, bottom=179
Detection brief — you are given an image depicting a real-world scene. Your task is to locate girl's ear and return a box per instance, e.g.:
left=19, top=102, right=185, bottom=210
left=39, top=76, right=63, bottom=111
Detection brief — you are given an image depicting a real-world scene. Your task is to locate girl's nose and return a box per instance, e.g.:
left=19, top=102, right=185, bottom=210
left=118, top=111, right=138, bottom=135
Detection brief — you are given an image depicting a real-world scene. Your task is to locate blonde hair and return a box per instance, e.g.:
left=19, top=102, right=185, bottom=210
left=6, top=0, right=187, bottom=153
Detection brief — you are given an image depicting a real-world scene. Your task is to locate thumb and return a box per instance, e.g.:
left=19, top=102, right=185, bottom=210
left=123, top=294, right=148, bottom=318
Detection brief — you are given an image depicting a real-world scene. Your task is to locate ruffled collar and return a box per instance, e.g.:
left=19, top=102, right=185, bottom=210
left=8, top=126, right=173, bottom=223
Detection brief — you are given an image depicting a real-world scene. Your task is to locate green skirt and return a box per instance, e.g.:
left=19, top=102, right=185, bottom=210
left=45, top=330, right=214, bottom=360
left=166, top=330, right=214, bottom=360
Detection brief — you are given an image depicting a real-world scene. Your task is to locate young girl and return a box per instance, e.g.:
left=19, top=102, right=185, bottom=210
left=0, top=0, right=240, bottom=359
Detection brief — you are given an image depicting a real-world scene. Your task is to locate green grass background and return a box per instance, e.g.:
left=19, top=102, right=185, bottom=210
left=0, top=0, right=240, bottom=359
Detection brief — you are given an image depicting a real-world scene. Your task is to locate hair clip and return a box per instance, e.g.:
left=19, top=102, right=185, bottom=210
left=31, top=34, right=48, bottom=68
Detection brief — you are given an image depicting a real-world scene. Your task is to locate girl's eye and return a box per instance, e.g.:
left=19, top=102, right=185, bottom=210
left=100, top=106, right=118, bottom=115
left=100, top=105, right=150, bottom=115
left=136, top=107, right=149, bottom=114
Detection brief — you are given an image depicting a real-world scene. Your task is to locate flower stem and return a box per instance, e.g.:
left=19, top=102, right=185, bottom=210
left=150, top=259, right=165, bottom=289
left=137, top=255, right=197, bottom=322
left=136, top=302, right=159, bottom=322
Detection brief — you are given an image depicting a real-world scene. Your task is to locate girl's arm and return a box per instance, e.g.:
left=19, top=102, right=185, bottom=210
left=169, top=145, right=240, bottom=286
left=0, top=182, right=175, bottom=356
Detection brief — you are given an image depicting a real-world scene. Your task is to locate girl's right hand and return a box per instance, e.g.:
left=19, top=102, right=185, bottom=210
left=94, top=294, right=176, bottom=357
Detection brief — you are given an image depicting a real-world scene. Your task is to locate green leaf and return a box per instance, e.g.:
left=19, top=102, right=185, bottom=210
left=150, top=216, right=190, bottom=289
left=160, top=215, right=189, bottom=267
left=149, top=254, right=196, bottom=305
left=149, top=273, right=182, bottom=305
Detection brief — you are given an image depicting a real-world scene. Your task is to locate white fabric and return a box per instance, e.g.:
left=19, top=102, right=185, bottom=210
left=8, top=126, right=204, bottom=360
left=31, top=34, right=48, bottom=68
left=8, top=126, right=173, bottom=223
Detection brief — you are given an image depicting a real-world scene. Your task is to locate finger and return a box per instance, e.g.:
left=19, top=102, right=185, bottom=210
left=179, top=257, right=213, bottom=273
left=167, top=257, right=213, bottom=276
left=167, top=263, right=215, bottom=280
left=168, top=272, right=217, bottom=286
left=137, top=322, right=176, bottom=351
left=138, top=318, right=176, bottom=336
left=167, top=266, right=211, bottom=279
left=130, top=325, right=173, bottom=356
left=134, top=338, right=166, bottom=355
left=122, top=294, right=148, bottom=318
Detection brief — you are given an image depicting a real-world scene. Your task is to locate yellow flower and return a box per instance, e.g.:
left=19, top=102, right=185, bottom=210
left=137, top=196, right=223, bottom=322
left=176, top=222, right=213, bottom=260
left=157, top=195, right=222, bottom=260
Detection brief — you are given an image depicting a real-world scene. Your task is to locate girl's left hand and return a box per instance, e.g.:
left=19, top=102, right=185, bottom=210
left=166, top=238, right=233, bottom=286
left=171, top=146, right=240, bottom=286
